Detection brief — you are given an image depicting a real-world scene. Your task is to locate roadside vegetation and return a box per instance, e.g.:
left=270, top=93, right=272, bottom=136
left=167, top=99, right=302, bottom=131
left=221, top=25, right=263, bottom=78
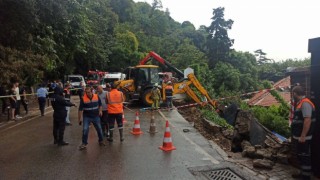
left=0, top=0, right=310, bottom=135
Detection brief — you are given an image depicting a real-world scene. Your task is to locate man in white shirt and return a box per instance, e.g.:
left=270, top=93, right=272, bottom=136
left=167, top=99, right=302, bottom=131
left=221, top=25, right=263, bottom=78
left=14, top=82, right=22, bottom=119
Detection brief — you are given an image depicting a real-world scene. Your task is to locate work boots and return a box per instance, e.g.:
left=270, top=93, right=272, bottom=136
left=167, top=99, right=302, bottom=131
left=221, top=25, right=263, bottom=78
left=119, top=129, right=124, bottom=142
left=107, top=130, right=113, bottom=142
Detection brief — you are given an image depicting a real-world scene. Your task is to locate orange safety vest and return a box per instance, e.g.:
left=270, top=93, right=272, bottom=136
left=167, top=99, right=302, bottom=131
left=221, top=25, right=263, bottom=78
left=82, top=94, right=99, bottom=111
left=165, top=85, right=173, bottom=97
left=296, top=98, right=315, bottom=109
left=106, top=89, right=124, bottom=114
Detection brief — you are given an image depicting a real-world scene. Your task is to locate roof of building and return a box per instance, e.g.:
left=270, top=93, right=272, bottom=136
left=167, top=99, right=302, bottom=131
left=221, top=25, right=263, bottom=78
left=248, top=76, right=291, bottom=107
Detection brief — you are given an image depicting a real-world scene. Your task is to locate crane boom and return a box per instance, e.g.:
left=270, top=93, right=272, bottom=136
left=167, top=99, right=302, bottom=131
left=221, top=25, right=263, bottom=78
left=139, top=51, right=184, bottom=79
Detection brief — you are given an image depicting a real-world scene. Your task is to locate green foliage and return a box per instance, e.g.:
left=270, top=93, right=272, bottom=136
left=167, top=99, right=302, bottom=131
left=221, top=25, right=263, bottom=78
left=212, top=62, right=241, bottom=94
left=0, top=45, right=48, bottom=86
left=254, top=49, right=273, bottom=65
left=201, top=108, right=233, bottom=129
left=257, top=57, right=310, bottom=81
left=251, top=105, right=290, bottom=137
left=269, top=90, right=290, bottom=110
left=168, top=40, right=207, bottom=70
left=206, top=7, right=234, bottom=68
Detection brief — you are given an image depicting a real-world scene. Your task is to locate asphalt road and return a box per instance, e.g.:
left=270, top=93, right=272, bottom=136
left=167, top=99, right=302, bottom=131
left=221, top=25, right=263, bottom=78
left=0, top=97, right=255, bottom=180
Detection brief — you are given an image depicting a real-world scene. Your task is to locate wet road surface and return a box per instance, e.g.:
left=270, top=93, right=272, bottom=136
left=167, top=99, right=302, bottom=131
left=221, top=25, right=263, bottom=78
left=0, top=98, right=254, bottom=180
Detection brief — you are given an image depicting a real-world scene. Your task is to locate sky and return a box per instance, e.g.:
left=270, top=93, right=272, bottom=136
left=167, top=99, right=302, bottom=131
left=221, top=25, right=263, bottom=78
left=133, top=0, right=320, bottom=61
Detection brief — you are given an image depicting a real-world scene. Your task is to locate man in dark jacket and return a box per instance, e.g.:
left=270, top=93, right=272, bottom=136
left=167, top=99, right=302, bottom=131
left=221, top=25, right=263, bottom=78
left=291, top=86, right=316, bottom=180
left=51, top=87, right=75, bottom=146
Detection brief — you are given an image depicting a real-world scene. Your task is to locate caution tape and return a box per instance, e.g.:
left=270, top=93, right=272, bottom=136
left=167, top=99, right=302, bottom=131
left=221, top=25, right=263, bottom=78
left=0, top=88, right=83, bottom=99
left=139, top=87, right=275, bottom=112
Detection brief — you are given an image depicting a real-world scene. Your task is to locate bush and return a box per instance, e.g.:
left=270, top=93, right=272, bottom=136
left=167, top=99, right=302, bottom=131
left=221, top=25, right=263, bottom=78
left=200, top=108, right=233, bottom=129
left=251, top=105, right=290, bottom=137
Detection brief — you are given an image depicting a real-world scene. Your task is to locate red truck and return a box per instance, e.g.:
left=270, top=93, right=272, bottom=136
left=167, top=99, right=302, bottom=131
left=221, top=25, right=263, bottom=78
left=86, top=70, right=107, bottom=87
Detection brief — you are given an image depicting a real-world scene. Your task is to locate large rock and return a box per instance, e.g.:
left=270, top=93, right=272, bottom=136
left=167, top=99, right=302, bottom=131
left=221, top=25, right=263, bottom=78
left=241, top=141, right=256, bottom=158
left=275, top=153, right=288, bottom=164
left=222, top=129, right=234, bottom=139
left=253, top=159, right=274, bottom=169
left=255, top=149, right=273, bottom=160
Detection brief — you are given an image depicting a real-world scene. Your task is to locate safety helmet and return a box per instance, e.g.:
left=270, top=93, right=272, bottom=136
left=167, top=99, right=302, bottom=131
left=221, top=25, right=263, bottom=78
left=167, top=81, right=172, bottom=84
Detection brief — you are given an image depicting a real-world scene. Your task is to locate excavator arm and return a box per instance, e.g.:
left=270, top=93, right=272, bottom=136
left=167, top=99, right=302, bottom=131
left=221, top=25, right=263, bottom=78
left=186, top=73, right=216, bottom=107
left=161, top=73, right=216, bottom=107
left=141, top=51, right=216, bottom=107
left=139, top=51, right=184, bottom=79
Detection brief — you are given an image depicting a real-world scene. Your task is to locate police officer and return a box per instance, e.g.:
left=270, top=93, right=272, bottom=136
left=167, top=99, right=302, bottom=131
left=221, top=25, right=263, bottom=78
left=291, top=86, right=316, bottom=180
left=51, top=86, right=75, bottom=146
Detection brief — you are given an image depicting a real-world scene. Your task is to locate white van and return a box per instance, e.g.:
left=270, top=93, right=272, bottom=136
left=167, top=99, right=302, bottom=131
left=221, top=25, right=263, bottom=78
left=100, top=72, right=125, bottom=89
left=65, top=75, right=86, bottom=90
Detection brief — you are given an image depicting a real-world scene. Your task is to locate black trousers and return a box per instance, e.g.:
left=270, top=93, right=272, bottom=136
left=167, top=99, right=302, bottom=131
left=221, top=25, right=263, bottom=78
left=107, top=113, right=123, bottom=130
left=15, top=100, right=21, bottom=115
left=312, top=131, right=320, bottom=178
left=38, top=97, right=46, bottom=115
left=1, top=98, right=7, bottom=113
left=53, top=117, right=66, bottom=143
left=100, top=111, right=108, bottom=136
left=293, top=138, right=312, bottom=180
left=21, top=98, right=28, bottom=113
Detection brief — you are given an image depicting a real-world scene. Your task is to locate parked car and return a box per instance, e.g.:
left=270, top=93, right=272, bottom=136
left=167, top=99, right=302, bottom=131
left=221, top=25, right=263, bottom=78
left=65, top=75, right=86, bottom=94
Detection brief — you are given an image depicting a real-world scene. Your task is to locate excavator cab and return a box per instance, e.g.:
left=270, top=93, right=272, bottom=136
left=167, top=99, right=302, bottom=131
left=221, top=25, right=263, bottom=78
left=117, top=65, right=160, bottom=106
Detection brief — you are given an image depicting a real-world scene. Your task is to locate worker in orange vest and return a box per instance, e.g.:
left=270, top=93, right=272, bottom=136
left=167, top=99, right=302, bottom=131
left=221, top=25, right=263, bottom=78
left=78, top=87, right=105, bottom=150
left=106, top=83, right=125, bottom=142
left=165, top=81, right=174, bottom=110
left=291, top=86, right=316, bottom=180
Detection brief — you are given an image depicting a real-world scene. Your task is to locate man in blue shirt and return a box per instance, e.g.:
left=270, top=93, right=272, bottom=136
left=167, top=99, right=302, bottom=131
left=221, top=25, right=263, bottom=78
left=37, top=84, right=48, bottom=116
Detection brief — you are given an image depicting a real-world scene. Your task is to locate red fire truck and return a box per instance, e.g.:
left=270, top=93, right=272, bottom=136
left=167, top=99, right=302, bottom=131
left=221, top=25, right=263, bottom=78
left=86, top=70, right=107, bottom=87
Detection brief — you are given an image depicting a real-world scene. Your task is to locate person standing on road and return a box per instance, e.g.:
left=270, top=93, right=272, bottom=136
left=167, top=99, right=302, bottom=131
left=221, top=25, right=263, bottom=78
left=63, top=83, right=72, bottom=126
left=78, top=87, right=105, bottom=150
left=9, top=83, right=18, bottom=120
left=106, top=83, right=125, bottom=142
left=97, top=85, right=109, bottom=137
left=165, top=81, right=174, bottom=110
left=37, top=84, right=48, bottom=116
left=19, top=84, right=28, bottom=115
left=14, top=81, right=22, bottom=118
left=291, top=86, right=316, bottom=180
left=151, top=83, right=161, bottom=110
left=51, top=86, right=76, bottom=146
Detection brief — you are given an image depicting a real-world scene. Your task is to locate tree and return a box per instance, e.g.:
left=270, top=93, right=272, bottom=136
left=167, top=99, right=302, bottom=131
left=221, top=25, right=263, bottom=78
left=206, top=7, right=234, bottom=68
left=254, top=49, right=273, bottom=65
left=168, top=40, right=207, bottom=70
left=212, top=62, right=241, bottom=94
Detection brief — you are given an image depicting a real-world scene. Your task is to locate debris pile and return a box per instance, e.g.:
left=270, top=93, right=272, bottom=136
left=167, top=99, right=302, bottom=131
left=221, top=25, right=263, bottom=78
left=178, top=106, right=292, bottom=170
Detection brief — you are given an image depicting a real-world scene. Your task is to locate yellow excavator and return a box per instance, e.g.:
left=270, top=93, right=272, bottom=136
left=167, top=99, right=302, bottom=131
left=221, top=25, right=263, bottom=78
left=114, top=51, right=216, bottom=107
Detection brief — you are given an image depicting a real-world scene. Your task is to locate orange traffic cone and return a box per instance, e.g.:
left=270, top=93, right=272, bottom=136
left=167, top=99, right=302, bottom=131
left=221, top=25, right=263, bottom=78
left=159, top=120, right=176, bottom=151
left=122, top=113, right=127, bottom=124
left=130, top=112, right=143, bottom=135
